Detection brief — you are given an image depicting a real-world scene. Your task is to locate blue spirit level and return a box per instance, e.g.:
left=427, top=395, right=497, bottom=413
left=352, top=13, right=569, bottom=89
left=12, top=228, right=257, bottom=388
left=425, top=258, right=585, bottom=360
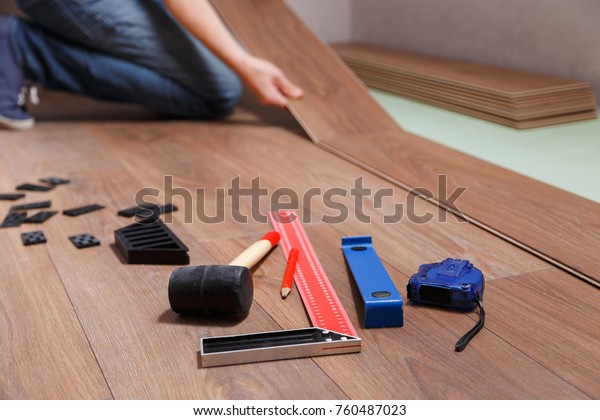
left=342, top=236, right=403, bottom=328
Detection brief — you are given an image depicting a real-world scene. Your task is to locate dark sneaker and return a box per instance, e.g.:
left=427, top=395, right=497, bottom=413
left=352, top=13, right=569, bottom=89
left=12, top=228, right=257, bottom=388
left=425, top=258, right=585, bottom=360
left=0, top=15, right=34, bottom=130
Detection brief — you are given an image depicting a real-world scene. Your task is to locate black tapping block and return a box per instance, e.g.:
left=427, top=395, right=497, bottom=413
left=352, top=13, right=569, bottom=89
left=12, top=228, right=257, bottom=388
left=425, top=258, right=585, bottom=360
left=39, top=177, right=70, bottom=186
left=69, top=233, right=100, bottom=249
left=16, top=183, right=54, bottom=192
left=0, top=193, right=25, bottom=201
left=117, top=203, right=177, bottom=218
left=114, top=217, right=189, bottom=265
left=10, top=201, right=51, bottom=212
left=1, top=212, right=28, bottom=228
left=62, top=204, right=105, bottom=217
left=169, top=265, right=253, bottom=316
left=21, top=230, right=47, bottom=246
left=24, top=211, right=58, bottom=224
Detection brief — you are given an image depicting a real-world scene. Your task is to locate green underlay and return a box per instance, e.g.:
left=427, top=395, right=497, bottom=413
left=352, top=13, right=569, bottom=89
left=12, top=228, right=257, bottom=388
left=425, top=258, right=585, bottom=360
left=370, top=89, right=600, bottom=203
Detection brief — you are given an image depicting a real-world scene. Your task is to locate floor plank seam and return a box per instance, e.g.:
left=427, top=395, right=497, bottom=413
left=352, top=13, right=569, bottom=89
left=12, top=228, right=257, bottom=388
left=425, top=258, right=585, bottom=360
left=456, top=213, right=600, bottom=288
left=42, top=243, right=116, bottom=400
left=318, top=142, right=600, bottom=289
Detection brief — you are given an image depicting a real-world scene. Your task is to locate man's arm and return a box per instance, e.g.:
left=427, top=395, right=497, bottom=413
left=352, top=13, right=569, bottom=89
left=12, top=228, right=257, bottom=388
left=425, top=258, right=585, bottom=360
left=164, top=0, right=303, bottom=107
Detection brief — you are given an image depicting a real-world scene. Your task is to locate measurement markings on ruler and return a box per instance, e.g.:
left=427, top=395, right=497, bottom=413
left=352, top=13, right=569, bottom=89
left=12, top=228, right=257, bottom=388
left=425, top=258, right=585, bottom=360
left=270, top=210, right=357, bottom=337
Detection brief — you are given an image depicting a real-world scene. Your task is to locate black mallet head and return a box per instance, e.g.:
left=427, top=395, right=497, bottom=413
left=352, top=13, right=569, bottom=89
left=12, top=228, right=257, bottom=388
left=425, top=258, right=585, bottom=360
left=168, top=265, right=253, bottom=316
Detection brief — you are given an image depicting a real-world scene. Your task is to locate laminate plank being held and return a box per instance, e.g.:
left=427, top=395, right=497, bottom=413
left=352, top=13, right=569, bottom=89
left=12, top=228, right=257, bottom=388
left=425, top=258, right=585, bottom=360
left=210, top=0, right=600, bottom=285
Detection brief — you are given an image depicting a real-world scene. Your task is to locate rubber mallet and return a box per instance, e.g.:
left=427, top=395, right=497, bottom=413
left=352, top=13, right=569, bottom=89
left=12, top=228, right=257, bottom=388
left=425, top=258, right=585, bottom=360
left=168, top=231, right=280, bottom=316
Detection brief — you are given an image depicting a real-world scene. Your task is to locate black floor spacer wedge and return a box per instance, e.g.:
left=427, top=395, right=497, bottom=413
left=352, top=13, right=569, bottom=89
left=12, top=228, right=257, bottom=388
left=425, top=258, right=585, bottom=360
left=63, top=204, right=105, bottom=217
left=114, top=217, right=189, bottom=265
left=10, top=201, right=52, bottom=212
left=0, top=193, right=25, bottom=201
left=21, top=230, right=47, bottom=246
left=1, top=212, right=28, bottom=228
left=39, top=177, right=70, bottom=186
left=16, top=183, right=54, bottom=192
left=24, top=211, right=58, bottom=224
left=117, top=203, right=178, bottom=218
left=69, top=233, right=100, bottom=249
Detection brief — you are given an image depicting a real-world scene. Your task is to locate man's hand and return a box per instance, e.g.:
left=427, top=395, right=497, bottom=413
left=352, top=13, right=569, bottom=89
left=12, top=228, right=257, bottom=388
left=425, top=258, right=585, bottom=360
left=236, top=55, right=304, bottom=108
left=165, top=0, right=304, bottom=109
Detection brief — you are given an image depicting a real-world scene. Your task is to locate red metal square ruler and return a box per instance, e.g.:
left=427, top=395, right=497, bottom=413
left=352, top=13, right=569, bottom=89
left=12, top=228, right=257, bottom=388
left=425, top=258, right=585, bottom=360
left=200, top=210, right=361, bottom=367
left=270, top=210, right=358, bottom=336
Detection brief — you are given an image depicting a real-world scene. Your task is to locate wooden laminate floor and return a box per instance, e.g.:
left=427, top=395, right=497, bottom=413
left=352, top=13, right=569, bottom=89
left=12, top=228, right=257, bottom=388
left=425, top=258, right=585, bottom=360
left=1, top=102, right=599, bottom=399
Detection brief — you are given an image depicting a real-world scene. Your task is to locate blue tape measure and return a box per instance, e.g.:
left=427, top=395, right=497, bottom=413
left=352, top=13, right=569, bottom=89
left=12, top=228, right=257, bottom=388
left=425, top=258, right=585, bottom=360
left=407, top=258, right=485, bottom=352
left=407, top=258, right=484, bottom=311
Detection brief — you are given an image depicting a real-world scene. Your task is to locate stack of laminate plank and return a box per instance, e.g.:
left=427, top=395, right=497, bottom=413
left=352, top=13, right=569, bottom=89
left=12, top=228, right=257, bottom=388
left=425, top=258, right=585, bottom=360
left=332, top=43, right=597, bottom=129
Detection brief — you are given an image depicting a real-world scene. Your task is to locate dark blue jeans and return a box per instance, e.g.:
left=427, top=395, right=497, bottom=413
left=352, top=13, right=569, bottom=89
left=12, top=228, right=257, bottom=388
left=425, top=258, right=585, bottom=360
left=9, top=0, right=243, bottom=118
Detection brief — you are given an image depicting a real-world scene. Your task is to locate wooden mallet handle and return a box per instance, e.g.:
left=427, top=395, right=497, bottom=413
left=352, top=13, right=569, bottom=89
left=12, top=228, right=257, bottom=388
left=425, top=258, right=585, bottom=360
left=229, top=231, right=280, bottom=268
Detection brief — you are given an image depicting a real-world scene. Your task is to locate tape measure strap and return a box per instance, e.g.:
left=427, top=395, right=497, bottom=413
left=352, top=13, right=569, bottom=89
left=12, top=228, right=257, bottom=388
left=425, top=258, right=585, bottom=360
left=269, top=211, right=357, bottom=337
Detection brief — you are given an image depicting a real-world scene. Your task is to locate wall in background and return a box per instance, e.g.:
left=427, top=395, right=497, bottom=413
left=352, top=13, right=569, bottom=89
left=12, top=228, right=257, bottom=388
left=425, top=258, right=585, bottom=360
left=287, top=0, right=352, bottom=43
left=350, top=0, right=600, bottom=97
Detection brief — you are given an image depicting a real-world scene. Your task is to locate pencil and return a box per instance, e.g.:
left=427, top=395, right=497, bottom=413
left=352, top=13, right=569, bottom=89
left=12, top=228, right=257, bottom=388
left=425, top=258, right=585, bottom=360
left=281, top=248, right=299, bottom=299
